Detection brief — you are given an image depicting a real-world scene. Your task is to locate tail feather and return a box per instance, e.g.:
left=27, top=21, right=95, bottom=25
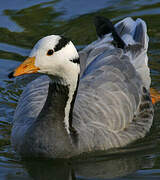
left=115, top=17, right=150, bottom=89
left=115, top=17, right=148, bottom=49
left=94, top=16, right=150, bottom=89
left=133, top=19, right=148, bottom=49
left=115, top=17, right=136, bottom=36
left=94, top=16, right=148, bottom=49
left=134, top=22, right=145, bottom=44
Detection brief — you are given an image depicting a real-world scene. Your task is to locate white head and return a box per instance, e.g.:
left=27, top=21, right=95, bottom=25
left=11, top=35, right=80, bottom=85
left=9, top=35, right=81, bottom=134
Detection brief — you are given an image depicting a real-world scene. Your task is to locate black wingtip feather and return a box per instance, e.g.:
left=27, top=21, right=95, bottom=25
left=8, top=71, right=14, bottom=79
left=94, top=16, right=114, bottom=38
left=94, top=16, right=126, bottom=49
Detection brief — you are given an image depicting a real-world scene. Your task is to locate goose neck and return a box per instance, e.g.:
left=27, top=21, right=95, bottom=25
left=49, top=70, right=80, bottom=134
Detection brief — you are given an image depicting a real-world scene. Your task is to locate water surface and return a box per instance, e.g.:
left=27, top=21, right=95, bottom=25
left=0, top=0, right=160, bottom=179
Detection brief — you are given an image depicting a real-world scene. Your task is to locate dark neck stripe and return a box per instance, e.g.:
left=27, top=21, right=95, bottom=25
left=69, top=75, right=80, bottom=144
left=39, top=80, right=69, bottom=117
left=54, top=36, right=70, bottom=52
left=70, top=57, right=80, bottom=64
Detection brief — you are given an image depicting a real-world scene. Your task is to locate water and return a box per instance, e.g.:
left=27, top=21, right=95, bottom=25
left=0, top=0, right=160, bottom=179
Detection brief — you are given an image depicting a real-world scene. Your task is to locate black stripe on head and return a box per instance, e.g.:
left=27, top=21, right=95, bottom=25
left=70, top=58, right=80, bottom=64
left=54, top=36, right=70, bottom=52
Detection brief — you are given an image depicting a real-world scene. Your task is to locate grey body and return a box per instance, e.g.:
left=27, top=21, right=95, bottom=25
left=11, top=17, right=153, bottom=158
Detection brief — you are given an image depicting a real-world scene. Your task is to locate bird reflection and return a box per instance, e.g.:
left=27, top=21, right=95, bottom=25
left=23, top=148, right=154, bottom=180
left=23, top=159, right=76, bottom=180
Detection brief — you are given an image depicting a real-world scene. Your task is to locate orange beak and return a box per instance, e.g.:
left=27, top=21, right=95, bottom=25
left=12, top=57, right=40, bottom=77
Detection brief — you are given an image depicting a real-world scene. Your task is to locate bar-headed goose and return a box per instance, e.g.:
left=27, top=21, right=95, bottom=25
left=9, top=16, right=153, bottom=158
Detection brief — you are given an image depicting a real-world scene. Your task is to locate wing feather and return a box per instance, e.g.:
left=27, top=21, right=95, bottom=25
left=13, top=75, right=50, bottom=125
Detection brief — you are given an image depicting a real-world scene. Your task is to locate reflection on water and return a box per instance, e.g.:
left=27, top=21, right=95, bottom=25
left=18, top=149, right=155, bottom=180
left=0, top=0, right=160, bottom=179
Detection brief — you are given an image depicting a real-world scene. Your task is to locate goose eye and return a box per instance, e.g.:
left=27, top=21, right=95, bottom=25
left=47, top=49, right=54, bottom=56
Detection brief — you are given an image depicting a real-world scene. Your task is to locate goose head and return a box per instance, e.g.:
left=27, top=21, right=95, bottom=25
left=10, top=35, right=80, bottom=85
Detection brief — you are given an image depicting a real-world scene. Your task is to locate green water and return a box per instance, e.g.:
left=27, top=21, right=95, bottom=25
left=0, top=0, right=160, bottom=179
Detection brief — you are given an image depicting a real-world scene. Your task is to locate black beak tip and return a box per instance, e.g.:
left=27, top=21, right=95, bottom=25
left=8, top=71, right=14, bottom=79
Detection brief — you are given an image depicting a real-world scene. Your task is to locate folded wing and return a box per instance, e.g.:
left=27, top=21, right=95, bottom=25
left=74, top=17, right=153, bottom=151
